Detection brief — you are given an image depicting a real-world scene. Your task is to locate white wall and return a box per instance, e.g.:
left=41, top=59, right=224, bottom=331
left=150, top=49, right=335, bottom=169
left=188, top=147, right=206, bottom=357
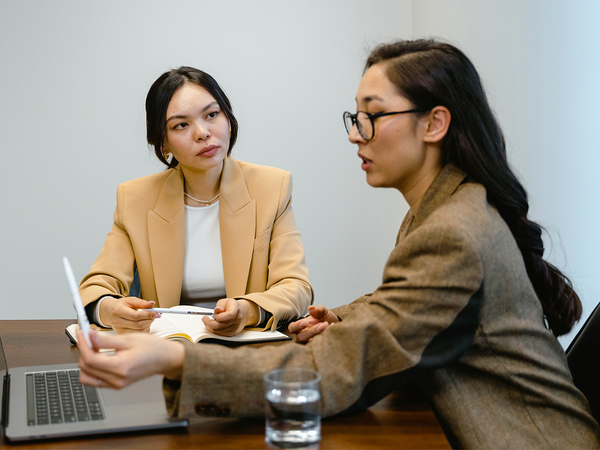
left=0, top=0, right=412, bottom=320
left=1, top=1, right=598, bottom=349
left=412, top=0, right=600, bottom=346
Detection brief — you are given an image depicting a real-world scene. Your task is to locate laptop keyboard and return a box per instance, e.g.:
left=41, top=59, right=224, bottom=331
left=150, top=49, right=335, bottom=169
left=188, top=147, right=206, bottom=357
left=26, top=369, right=104, bottom=426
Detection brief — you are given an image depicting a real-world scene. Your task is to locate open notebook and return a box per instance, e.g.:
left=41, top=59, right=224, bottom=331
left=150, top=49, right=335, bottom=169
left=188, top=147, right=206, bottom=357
left=66, top=305, right=292, bottom=345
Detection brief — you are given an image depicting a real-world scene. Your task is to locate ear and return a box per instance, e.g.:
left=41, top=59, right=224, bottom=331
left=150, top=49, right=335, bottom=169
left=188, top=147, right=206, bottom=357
left=422, top=106, right=451, bottom=143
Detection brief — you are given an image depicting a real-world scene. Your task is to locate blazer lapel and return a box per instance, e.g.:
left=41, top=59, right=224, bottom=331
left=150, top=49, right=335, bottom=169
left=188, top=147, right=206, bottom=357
left=148, top=167, right=185, bottom=308
left=219, top=157, right=256, bottom=297
left=407, top=163, right=467, bottom=234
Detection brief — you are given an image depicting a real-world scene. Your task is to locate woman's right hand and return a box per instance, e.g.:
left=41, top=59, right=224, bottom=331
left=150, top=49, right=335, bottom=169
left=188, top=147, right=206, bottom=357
left=288, top=305, right=339, bottom=344
left=99, top=297, right=160, bottom=334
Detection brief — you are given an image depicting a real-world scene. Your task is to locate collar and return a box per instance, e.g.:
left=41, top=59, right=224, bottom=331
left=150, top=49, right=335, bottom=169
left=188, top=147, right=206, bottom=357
left=405, top=163, right=468, bottom=235
left=152, top=157, right=250, bottom=222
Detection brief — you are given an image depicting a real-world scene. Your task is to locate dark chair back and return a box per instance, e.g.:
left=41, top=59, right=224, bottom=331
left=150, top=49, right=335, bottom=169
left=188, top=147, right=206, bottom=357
left=567, top=302, right=600, bottom=422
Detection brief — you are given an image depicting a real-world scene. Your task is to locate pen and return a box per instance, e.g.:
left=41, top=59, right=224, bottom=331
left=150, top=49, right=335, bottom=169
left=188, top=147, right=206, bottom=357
left=63, top=256, right=93, bottom=348
left=145, top=308, right=214, bottom=315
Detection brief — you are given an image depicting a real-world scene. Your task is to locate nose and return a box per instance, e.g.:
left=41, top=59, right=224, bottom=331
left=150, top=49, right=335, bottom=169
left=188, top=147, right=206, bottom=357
left=348, top=122, right=366, bottom=144
left=194, top=122, right=210, bottom=141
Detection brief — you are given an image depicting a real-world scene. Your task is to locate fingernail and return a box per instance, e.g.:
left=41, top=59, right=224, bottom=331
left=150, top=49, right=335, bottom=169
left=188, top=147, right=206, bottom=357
left=317, top=323, right=327, bottom=332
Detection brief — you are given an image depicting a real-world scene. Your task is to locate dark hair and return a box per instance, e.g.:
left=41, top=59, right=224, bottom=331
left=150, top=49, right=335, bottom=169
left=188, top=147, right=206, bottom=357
left=366, top=39, right=581, bottom=336
left=145, top=66, right=239, bottom=168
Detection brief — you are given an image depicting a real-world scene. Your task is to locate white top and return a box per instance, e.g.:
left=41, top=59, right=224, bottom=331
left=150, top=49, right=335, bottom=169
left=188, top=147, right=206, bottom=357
left=181, top=201, right=226, bottom=305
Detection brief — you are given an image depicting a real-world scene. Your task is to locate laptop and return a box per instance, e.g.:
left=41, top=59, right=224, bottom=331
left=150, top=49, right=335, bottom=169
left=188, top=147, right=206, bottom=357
left=1, top=336, right=187, bottom=441
left=1, top=258, right=188, bottom=442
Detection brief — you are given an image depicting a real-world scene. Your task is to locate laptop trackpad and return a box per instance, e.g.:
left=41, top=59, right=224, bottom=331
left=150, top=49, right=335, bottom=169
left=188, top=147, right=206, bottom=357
left=100, top=375, right=164, bottom=406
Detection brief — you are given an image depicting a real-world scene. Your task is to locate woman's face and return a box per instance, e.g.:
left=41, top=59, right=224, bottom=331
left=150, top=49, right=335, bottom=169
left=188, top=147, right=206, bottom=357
left=349, top=64, right=434, bottom=194
left=163, top=82, right=230, bottom=177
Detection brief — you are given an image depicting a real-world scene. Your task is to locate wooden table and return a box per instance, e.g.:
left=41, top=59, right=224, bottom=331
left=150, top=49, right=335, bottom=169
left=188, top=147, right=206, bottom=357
left=1, top=320, right=450, bottom=449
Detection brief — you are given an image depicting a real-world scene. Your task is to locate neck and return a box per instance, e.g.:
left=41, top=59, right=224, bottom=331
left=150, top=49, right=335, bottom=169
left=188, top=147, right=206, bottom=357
left=181, top=163, right=223, bottom=206
left=400, top=148, right=443, bottom=214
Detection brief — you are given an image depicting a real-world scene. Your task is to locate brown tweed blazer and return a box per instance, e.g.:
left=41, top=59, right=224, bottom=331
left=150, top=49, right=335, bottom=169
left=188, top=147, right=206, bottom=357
left=165, top=164, right=600, bottom=448
left=79, top=157, right=313, bottom=330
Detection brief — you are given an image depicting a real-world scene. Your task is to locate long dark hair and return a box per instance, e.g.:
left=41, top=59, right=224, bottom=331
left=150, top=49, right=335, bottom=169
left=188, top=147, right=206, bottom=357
left=145, top=66, right=239, bottom=168
left=366, top=39, right=580, bottom=336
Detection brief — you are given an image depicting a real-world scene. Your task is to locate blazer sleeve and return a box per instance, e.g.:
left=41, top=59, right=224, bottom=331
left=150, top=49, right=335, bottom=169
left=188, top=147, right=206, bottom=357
left=79, top=183, right=136, bottom=308
left=236, top=172, right=313, bottom=330
left=165, top=219, right=484, bottom=419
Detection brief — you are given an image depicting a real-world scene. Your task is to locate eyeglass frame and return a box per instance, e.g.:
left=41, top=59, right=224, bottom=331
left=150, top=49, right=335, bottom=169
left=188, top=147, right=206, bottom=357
left=343, top=109, right=429, bottom=141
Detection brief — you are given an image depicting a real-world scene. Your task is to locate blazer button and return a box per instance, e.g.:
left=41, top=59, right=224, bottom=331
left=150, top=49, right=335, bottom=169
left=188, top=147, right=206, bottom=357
left=206, top=404, right=217, bottom=416
left=217, top=406, right=231, bottom=417
left=195, top=403, right=208, bottom=415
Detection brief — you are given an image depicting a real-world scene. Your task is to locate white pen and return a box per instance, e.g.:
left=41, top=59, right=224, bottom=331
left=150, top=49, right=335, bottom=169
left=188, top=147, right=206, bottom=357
left=63, top=256, right=93, bottom=348
left=145, top=308, right=214, bottom=315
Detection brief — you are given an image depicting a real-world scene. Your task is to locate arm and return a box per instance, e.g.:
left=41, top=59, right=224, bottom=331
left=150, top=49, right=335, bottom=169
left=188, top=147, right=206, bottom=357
left=231, top=171, right=313, bottom=330
left=174, top=221, right=485, bottom=418
left=80, top=221, right=484, bottom=419
left=79, top=184, right=157, bottom=333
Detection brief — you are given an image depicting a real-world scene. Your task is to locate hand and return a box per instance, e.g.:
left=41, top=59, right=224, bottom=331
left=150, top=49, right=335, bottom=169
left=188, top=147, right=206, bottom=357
left=202, top=298, right=259, bottom=337
left=77, top=328, right=185, bottom=389
left=100, top=297, right=160, bottom=334
left=288, top=305, right=339, bottom=344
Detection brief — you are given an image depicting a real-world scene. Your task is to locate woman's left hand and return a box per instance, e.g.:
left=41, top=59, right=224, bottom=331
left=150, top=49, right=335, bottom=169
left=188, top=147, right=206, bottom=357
left=202, top=298, right=259, bottom=336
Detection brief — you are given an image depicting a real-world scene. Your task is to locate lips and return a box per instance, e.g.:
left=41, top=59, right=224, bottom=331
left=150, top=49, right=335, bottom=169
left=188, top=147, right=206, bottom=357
left=358, top=152, right=372, bottom=171
left=197, top=145, right=219, bottom=157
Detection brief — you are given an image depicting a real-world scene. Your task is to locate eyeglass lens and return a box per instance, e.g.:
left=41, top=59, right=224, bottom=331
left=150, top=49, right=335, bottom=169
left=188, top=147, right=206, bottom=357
left=343, top=112, right=372, bottom=140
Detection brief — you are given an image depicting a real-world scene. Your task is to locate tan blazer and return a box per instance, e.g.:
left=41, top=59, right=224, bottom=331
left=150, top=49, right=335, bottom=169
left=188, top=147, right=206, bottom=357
left=164, top=164, right=600, bottom=449
left=79, top=157, right=313, bottom=330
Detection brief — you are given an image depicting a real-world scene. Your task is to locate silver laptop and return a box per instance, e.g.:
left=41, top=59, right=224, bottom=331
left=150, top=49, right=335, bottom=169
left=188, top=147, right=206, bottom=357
left=1, top=257, right=188, bottom=441
left=0, top=336, right=187, bottom=442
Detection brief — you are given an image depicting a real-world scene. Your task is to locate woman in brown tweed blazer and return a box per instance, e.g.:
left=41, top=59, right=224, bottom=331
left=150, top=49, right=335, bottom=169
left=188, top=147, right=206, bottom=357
left=78, top=41, right=600, bottom=448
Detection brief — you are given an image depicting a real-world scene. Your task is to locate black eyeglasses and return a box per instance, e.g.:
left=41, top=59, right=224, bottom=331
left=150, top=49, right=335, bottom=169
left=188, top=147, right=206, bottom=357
left=343, top=109, right=427, bottom=141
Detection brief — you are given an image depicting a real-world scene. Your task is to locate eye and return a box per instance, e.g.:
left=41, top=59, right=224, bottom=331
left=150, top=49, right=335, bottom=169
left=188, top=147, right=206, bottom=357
left=172, top=122, right=188, bottom=130
left=206, top=110, right=219, bottom=119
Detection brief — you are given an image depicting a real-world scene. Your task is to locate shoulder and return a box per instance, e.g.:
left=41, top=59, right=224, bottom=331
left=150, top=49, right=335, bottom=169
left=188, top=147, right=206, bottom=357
left=117, top=169, right=177, bottom=203
left=408, top=181, right=518, bottom=270
left=426, top=182, right=506, bottom=241
left=232, top=159, right=292, bottom=196
left=120, top=169, right=173, bottom=190
left=235, top=159, right=290, bottom=184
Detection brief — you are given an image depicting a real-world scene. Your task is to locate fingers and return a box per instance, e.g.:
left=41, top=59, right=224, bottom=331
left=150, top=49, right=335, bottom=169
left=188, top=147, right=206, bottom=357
left=202, top=316, right=240, bottom=336
left=295, top=322, right=332, bottom=344
left=211, top=298, right=238, bottom=322
left=288, top=316, right=320, bottom=334
left=202, top=299, right=243, bottom=336
left=111, top=298, right=159, bottom=333
left=308, top=305, right=329, bottom=320
left=77, top=330, right=124, bottom=388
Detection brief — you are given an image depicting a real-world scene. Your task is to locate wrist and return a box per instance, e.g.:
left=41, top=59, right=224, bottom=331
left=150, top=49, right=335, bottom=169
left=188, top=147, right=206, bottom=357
left=99, top=297, right=117, bottom=327
left=162, top=341, right=185, bottom=380
left=237, top=299, right=259, bottom=327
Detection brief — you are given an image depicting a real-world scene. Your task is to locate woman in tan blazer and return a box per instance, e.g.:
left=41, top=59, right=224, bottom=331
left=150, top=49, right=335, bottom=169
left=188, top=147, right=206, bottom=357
left=79, top=67, right=313, bottom=335
left=78, top=42, right=600, bottom=448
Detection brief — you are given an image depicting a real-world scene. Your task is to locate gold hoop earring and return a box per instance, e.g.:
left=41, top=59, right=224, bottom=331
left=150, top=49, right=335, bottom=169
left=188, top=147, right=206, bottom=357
left=229, top=126, right=232, bottom=135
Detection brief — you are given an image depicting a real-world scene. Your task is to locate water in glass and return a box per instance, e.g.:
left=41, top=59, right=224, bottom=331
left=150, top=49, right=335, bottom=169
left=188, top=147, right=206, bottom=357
left=265, top=386, right=321, bottom=449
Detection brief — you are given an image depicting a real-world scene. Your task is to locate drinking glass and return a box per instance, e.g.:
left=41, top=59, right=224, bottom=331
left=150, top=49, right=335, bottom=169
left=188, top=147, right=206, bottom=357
left=264, top=368, right=321, bottom=449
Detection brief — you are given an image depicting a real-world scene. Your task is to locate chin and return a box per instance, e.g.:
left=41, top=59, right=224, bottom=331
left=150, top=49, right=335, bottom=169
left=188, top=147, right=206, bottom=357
left=365, top=175, right=385, bottom=188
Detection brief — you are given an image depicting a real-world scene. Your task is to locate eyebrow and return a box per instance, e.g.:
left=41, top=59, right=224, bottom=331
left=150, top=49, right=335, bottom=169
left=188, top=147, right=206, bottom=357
left=355, top=94, right=385, bottom=105
left=166, top=101, right=219, bottom=123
